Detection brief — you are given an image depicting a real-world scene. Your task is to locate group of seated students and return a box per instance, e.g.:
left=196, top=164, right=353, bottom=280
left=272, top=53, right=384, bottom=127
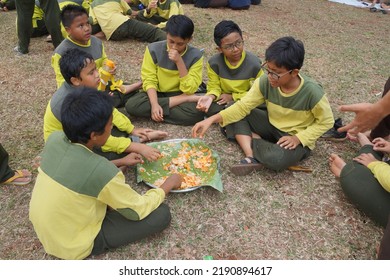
left=24, top=3, right=339, bottom=259
left=2, top=2, right=388, bottom=260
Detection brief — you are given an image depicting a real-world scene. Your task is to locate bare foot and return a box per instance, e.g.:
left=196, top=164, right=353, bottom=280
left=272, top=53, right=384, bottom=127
left=1, top=169, right=32, bottom=185
left=122, top=81, right=142, bottom=94
left=145, top=130, right=168, bottom=141
left=329, top=153, right=346, bottom=178
left=357, top=132, right=372, bottom=147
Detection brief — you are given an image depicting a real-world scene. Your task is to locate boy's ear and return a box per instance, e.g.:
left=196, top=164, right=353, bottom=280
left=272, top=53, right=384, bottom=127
left=70, top=76, right=82, bottom=87
left=216, top=46, right=223, bottom=53
left=64, top=26, right=71, bottom=35
left=291, top=69, right=300, bottom=76
left=90, top=132, right=97, bottom=142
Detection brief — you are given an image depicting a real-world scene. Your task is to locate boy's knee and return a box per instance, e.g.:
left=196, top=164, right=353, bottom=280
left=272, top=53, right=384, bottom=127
left=253, top=139, right=288, bottom=171
left=147, top=203, right=172, bottom=230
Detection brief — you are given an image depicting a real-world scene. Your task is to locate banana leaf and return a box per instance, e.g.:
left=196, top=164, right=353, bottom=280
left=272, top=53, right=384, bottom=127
left=136, top=138, right=223, bottom=193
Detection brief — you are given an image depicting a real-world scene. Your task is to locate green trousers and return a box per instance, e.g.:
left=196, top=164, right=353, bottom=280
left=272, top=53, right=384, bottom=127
left=91, top=203, right=171, bottom=256
left=136, top=12, right=166, bottom=27
left=0, top=143, right=14, bottom=183
left=340, top=145, right=390, bottom=227
left=15, top=0, right=63, bottom=53
left=230, top=107, right=311, bottom=171
left=110, top=19, right=166, bottom=43
left=125, top=91, right=224, bottom=126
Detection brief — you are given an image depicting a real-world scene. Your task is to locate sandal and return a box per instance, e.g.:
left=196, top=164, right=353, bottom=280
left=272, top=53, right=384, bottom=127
left=230, top=157, right=262, bottom=176
left=1, top=169, right=32, bottom=186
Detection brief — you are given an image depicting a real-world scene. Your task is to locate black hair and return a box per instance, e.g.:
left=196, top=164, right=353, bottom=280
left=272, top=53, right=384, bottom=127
left=61, top=87, right=113, bottom=144
left=165, top=15, right=194, bottom=39
left=60, top=48, right=94, bottom=85
left=61, top=4, right=88, bottom=28
left=213, top=20, right=242, bottom=47
left=265, top=36, right=305, bottom=70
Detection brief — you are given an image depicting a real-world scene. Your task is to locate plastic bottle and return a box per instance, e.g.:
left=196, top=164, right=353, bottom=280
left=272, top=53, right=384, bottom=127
left=99, top=60, right=115, bottom=91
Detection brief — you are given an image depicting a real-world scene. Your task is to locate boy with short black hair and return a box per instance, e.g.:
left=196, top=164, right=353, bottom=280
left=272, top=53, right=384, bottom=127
left=125, top=15, right=208, bottom=126
left=192, top=36, right=334, bottom=174
left=52, top=4, right=141, bottom=108
left=196, top=20, right=263, bottom=141
left=45, top=48, right=167, bottom=165
left=30, top=87, right=182, bottom=260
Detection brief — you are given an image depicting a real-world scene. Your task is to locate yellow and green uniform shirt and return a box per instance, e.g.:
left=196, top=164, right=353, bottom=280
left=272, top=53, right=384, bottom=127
left=29, top=131, right=165, bottom=260
left=57, top=0, right=91, bottom=39
left=89, top=0, right=133, bottom=40
left=52, top=36, right=107, bottom=88
left=220, top=73, right=334, bottom=150
left=206, top=50, right=263, bottom=101
left=141, top=40, right=203, bottom=94
left=43, top=83, right=133, bottom=154
left=140, top=0, right=183, bottom=29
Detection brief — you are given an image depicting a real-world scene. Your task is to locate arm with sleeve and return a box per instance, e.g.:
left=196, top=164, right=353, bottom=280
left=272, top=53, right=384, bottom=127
left=294, top=96, right=334, bottom=149
left=367, top=161, right=390, bottom=193
left=179, top=55, right=203, bottom=94
left=101, top=108, right=134, bottom=153
left=141, top=47, right=159, bottom=92
left=219, top=78, right=264, bottom=126
left=98, top=172, right=166, bottom=220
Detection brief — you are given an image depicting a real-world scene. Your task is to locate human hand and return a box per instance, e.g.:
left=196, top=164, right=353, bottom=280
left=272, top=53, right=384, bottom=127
left=192, top=118, right=213, bottom=138
left=108, top=65, right=117, bottom=75
left=196, top=95, right=213, bottom=112
left=167, top=48, right=181, bottom=64
left=140, top=145, right=161, bottom=162
left=151, top=103, right=164, bottom=122
left=277, top=135, right=301, bottom=150
left=353, top=153, right=378, bottom=167
left=160, top=173, right=183, bottom=194
left=122, top=152, right=144, bottom=166
left=338, top=103, right=384, bottom=135
left=217, top=94, right=233, bottom=105
left=372, top=137, right=390, bottom=154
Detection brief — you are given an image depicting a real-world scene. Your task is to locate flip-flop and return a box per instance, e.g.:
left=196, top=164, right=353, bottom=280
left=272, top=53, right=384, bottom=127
left=231, top=157, right=262, bottom=176
left=1, top=169, right=32, bottom=186
left=287, top=165, right=313, bottom=173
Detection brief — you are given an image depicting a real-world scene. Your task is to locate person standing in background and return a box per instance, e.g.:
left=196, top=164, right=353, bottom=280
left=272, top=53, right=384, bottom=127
left=14, top=0, right=63, bottom=55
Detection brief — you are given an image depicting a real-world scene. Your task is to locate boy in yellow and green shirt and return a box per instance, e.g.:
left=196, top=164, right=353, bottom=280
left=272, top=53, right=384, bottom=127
left=196, top=20, right=263, bottom=142
left=31, top=87, right=182, bottom=259
left=134, top=0, right=184, bottom=29
left=192, top=36, right=334, bottom=174
left=45, top=48, right=167, bottom=164
left=52, top=4, right=142, bottom=108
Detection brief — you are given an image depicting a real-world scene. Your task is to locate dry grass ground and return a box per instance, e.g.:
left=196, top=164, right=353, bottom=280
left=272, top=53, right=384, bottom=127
left=0, top=0, right=389, bottom=260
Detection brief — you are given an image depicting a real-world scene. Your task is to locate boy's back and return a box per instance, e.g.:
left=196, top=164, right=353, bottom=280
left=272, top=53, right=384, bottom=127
left=30, top=130, right=120, bottom=259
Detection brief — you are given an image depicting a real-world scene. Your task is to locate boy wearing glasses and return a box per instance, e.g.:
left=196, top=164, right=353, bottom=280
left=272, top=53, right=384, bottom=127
left=125, top=15, right=207, bottom=125
left=192, top=36, right=334, bottom=175
left=196, top=20, right=263, bottom=141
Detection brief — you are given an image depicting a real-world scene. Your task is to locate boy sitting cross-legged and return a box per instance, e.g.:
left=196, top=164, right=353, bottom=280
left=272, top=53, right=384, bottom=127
left=125, top=15, right=216, bottom=126
left=30, top=87, right=182, bottom=260
left=44, top=48, right=168, bottom=166
left=196, top=20, right=263, bottom=141
left=52, top=4, right=141, bottom=108
left=192, top=36, right=334, bottom=175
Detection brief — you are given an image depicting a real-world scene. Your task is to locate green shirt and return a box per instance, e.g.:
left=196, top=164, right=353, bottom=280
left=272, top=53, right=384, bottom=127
left=29, top=131, right=165, bottom=259
left=220, top=73, right=334, bottom=150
